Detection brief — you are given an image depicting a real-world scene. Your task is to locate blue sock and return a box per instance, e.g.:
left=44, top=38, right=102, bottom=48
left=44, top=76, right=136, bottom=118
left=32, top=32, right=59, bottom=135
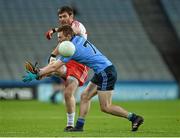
left=128, top=113, right=137, bottom=121
left=75, top=117, right=85, bottom=129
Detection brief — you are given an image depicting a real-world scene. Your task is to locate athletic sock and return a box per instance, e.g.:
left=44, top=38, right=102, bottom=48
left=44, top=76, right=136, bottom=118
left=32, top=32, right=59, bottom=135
left=67, top=112, right=75, bottom=127
left=127, top=112, right=137, bottom=122
left=75, top=117, right=85, bottom=129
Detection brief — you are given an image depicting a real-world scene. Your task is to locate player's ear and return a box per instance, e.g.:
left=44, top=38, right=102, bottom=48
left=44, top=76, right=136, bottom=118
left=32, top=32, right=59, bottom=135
left=67, top=34, right=72, bottom=40
left=69, top=14, right=74, bottom=19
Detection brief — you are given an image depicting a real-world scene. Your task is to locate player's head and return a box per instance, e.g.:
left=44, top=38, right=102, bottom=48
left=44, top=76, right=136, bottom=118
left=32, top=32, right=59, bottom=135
left=57, top=6, right=74, bottom=25
left=57, top=25, right=75, bottom=42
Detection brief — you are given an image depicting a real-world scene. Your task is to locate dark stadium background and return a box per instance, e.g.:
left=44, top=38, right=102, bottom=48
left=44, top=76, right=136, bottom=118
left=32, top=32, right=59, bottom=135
left=0, top=0, right=179, bottom=101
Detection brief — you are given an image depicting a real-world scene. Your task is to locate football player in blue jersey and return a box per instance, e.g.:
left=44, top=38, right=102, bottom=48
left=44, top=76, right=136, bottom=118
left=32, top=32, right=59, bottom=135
left=23, top=25, right=144, bottom=132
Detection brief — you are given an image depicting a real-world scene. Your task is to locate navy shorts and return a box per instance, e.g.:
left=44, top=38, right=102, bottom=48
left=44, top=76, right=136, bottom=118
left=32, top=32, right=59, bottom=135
left=91, top=65, right=117, bottom=91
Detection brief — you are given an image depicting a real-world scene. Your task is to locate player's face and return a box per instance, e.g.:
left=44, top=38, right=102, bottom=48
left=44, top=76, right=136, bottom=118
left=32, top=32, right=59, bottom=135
left=58, top=12, right=73, bottom=25
left=57, top=32, right=71, bottom=42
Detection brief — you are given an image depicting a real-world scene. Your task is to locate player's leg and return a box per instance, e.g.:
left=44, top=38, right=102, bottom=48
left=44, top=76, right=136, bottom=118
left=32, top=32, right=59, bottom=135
left=63, top=60, right=90, bottom=131
left=79, top=82, right=97, bottom=117
left=98, top=90, right=144, bottom=131
left=63, top=76, right=79, bottom=131
left=72, top=82, right=97, bottom=131
left=98, top=90, right=129, bottom=118
left=96, top=65, right=143, bottom=131
left=49, top=64, right=77, bottom=130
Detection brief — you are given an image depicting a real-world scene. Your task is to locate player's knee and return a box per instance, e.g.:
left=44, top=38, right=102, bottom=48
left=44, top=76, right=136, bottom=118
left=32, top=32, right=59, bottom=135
left=100, top=106, right=107, bottom=113
left=100, top=104, right=110, bottom=113
left=64, top=91, right=74, bottom=100
left=65, top=80, right=78, bottom=94
left=65, top=85, right=76, bottom=95
left=64, top=87, right=76, bottom=100
left=80, top=92, right=89, bottom=102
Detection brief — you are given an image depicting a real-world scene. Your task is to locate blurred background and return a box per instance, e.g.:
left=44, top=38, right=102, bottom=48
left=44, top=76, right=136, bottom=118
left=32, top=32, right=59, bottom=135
left=0, top=0, right=180, bottom=102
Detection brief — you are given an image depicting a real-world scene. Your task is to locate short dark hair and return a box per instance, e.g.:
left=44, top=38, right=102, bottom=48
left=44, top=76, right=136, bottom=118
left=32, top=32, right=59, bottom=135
left=57, top=25, right=75, bottom=37
left=57, top=6, right=74, bottom=16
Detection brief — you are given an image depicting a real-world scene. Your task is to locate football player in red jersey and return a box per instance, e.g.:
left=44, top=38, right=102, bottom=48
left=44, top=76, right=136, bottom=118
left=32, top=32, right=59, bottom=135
left=46, top=6, right=89, bottom=131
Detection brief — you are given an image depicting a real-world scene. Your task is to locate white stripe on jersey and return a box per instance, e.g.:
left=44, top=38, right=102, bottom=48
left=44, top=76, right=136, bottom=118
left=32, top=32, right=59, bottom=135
left=71, top=20, right=87, bottom=39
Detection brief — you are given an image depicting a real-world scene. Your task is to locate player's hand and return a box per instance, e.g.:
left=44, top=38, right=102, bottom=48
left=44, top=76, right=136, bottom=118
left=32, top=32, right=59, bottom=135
left=22, top=71, right=39, bottom=82
left=46, top=28, right=56, bottom=40
left=46, top=29, right=53, bottom=40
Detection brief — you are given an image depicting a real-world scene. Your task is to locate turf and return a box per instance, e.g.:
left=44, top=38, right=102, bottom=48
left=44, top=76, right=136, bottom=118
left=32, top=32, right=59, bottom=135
left=0, top=100, right=180, bottom=137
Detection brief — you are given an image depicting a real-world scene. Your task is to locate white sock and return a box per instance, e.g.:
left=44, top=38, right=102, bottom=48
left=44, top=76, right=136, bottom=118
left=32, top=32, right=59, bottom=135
left=67, top=112, right=75, bottom=127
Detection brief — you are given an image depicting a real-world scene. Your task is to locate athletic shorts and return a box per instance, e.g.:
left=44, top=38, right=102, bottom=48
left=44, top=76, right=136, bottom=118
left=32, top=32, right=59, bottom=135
left=65, top=60, right=89, bottom=86
left=91, top=65, right=117, bottom=91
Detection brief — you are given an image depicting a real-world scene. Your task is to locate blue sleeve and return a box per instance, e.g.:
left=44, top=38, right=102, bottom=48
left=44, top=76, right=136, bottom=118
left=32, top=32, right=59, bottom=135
left=58, top=56, right=72, bottom=63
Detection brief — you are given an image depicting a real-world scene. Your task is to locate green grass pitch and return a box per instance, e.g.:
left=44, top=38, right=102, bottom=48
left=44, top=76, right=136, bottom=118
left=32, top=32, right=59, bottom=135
left=0, top=100, right=180, bottom=137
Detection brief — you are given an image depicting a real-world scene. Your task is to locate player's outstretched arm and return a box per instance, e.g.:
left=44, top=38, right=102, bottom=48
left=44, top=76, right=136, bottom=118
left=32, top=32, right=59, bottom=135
left=39, top=60, right=65, bottom=77
left=22, top=60, right=65, bottom=82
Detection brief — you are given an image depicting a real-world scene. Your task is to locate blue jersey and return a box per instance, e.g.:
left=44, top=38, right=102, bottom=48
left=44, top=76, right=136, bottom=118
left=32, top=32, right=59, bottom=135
left=59, top=35, right=112, bottom=74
